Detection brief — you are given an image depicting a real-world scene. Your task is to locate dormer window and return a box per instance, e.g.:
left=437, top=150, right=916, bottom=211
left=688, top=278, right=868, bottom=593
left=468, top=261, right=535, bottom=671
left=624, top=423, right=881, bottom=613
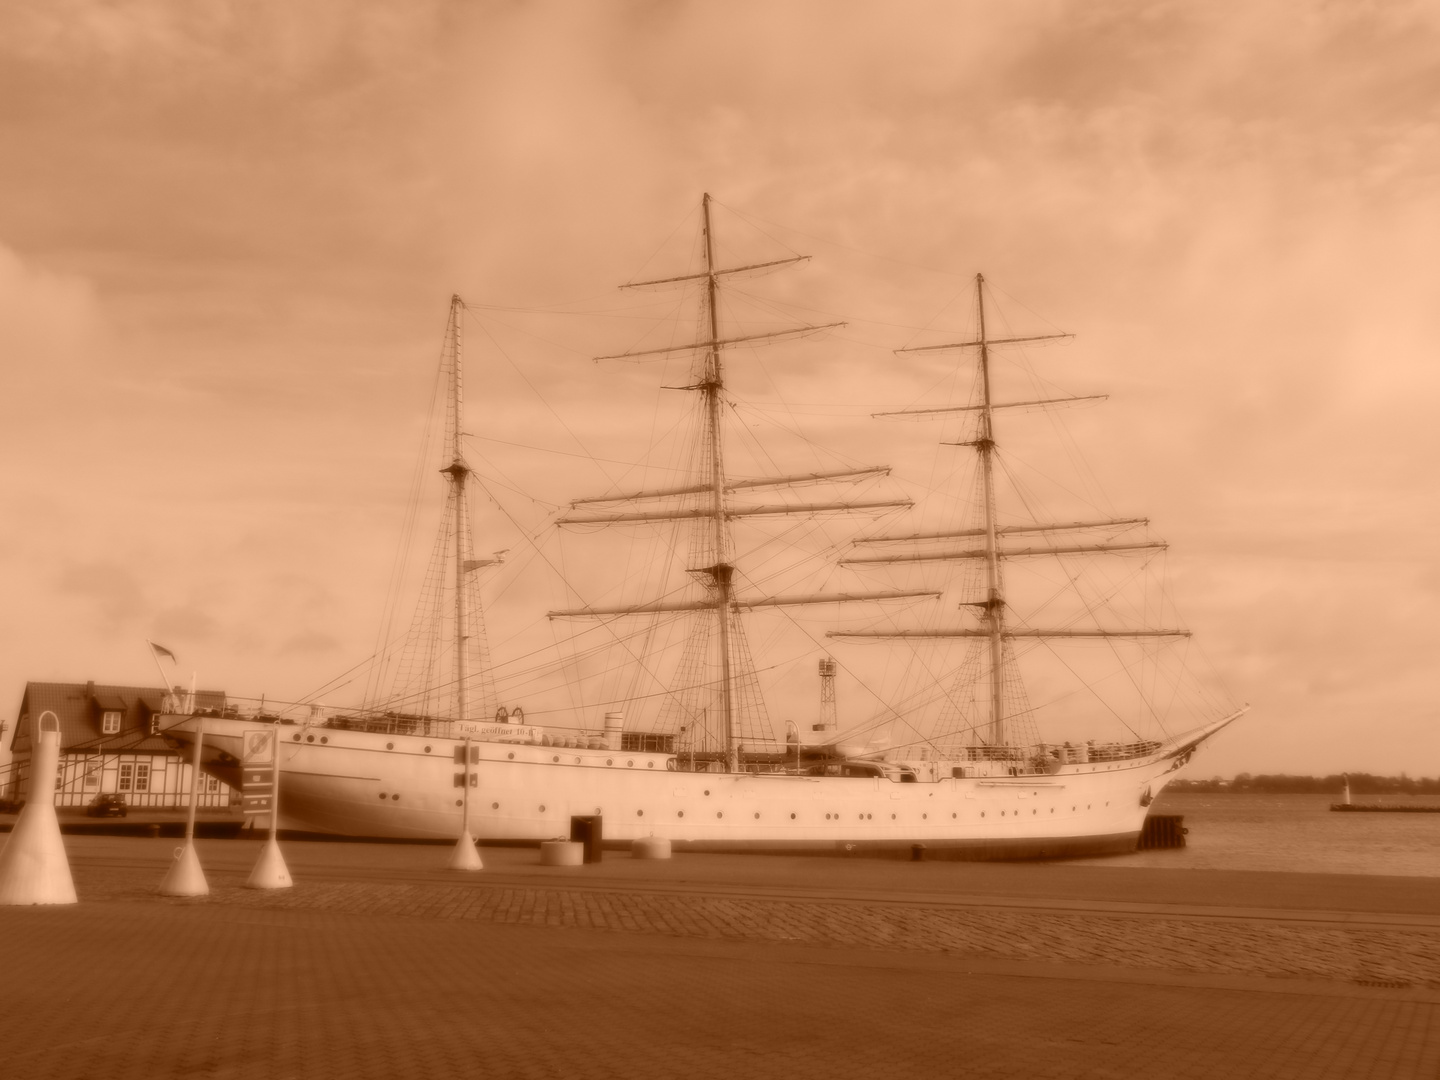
left=101, top=711, right=122, bottom=735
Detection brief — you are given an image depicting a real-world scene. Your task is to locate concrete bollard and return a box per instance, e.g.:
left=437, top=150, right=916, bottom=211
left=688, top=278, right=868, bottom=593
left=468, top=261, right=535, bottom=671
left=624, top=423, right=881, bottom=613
left=246, top=835, right=293, bottom=889
left=632, top=836, right=672, bottom=860
left=449, top=828, right=483, bottom=871
left=159, top=840, right=209, bottom=897
left=540, top=839, right=584, bottom=866
left=0, top=713, right=77, bottom=905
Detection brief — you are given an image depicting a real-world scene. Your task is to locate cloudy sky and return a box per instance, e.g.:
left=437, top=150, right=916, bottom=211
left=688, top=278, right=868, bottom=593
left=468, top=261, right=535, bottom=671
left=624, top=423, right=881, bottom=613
left=2, top=0, right=1437, bottom=779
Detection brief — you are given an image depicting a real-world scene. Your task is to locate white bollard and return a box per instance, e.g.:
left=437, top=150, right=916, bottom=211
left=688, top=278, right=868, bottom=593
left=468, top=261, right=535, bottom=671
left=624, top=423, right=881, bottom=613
left=246, top=835, right=292, bottom=889
left=449, top=827, right=483, bottom=871
left=159, top=840, right=209, bottom=897
left=0, top=713, right=78, bottom=905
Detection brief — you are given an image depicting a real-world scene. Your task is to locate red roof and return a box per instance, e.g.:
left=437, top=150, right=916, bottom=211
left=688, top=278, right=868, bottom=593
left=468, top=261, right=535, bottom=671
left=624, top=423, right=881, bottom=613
left=11, top=681, right=227, bottom=756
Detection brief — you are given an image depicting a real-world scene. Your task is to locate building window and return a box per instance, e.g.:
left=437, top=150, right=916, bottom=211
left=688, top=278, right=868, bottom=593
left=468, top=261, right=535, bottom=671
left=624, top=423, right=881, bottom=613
left=205, top=775, right=220, bottom=793
left=118, top=763, right=133, bottom=792
left=84, top=770, right=99, bottom=788
left=134, top=763, right=149, bottom=793
left=101, top=711, right=122, bottom=735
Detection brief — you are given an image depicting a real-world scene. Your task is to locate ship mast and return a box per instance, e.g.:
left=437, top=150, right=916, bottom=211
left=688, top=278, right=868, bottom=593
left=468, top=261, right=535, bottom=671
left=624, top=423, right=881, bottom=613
left=700, top=194, right=738, bottom=771
left=551, top=195, right=936, bottom=771
left=973, top=274, right=1007, bottom=746
left=831, top=275, right=1193, bottom=751
left=442, top=294, right=471, bottom=723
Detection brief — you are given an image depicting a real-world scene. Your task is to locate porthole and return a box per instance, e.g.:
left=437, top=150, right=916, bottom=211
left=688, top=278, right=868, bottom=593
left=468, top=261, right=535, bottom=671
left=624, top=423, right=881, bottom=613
left=627, top=760, right=634, bottom=767
left=678, top=811, right=684, bottom=819
left=386, top=742, right=394, bottom=750
left=981, top=812, right=986, bottom=818
left=716, top=812, right=723, bottom=819
left=891, top=813, right=896, bottom=820
left=553, top=755, right=560, bottom=763
left=753, top=812, right=760, bottom=819
left=293, top=734, right=301, bottom=741
left=391, top=794, right=399, bottom=801
left=1001, top=811, right=1005, bottom=817
left=378, top=793, right=387, bottom=800
left=424, top=746, right=432, bottom=754
left=647, top=761, right=654, bottom=769
left=507, top=752, right=515, bottom=760
left=825, top=813, right=831, bottom=820
left=606, top=759, right=613, bottom=766
left=858, top=814, right=864, bottom=821
left=952, top=812, right=957, bottom=819
left=637, top=810, right=644, bottom=816
left=703, top=789, right=710, bottom=796
left=540, top=805, right=546, bottom=812
left=320, top=736, right=328, bottom=744
left=922, top=813, right=928, bottom=820
left=455, top=799, right=462, bottom=807
left=790, top=813, right=796, bottom=819
left=575, top=758, right=582, bottom=764
left=306, top=735, right=314, bottom=743
left=491, top=802, right=499, bottom=810
left=1032, top=809, right=1037, bottom=815
left=1050, top=808, right=1054, bottom=813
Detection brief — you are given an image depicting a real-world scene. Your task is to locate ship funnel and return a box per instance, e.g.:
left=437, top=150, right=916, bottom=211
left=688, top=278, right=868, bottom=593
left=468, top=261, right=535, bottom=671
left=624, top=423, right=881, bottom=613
left=603, top=712, right=624, bottom=751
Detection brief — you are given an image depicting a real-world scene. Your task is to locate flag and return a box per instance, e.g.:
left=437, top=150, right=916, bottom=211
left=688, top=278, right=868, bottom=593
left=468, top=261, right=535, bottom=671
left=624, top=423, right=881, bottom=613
left=150, top=641, right=177, bottom=663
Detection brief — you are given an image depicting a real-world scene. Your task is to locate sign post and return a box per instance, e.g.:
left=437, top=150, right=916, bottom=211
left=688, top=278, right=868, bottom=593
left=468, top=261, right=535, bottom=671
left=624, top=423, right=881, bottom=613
left=243, top=727, right=291, bottom=889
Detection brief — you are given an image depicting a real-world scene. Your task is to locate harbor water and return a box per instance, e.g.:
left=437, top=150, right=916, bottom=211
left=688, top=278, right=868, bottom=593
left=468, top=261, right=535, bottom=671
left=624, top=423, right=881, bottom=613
left=1080, top=792, right=1440, bottom=877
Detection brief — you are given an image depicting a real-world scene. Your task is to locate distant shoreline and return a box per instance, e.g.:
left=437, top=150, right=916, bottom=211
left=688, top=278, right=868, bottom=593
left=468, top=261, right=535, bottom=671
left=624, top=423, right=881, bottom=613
left=1171, top=776, right=1439, bottom=796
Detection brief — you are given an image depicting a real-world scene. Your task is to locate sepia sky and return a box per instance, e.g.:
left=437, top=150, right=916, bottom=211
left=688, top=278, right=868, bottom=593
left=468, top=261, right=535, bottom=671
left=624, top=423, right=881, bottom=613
left=2, top=0, right=1437, bottom=778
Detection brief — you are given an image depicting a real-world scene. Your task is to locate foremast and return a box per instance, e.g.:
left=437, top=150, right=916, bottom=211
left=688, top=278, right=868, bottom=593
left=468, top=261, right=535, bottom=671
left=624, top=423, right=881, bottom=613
left=362, top=295, right=498, bottom=726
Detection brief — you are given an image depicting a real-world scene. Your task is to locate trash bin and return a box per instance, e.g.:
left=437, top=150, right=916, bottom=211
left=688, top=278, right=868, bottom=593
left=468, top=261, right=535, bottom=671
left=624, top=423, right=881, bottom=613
left=569, top=814, right=603, bottom=863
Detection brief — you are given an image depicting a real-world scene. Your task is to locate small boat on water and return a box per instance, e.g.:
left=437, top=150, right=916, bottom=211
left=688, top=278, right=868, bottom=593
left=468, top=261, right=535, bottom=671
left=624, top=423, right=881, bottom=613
left=165, top=196, right=1246, bottom=858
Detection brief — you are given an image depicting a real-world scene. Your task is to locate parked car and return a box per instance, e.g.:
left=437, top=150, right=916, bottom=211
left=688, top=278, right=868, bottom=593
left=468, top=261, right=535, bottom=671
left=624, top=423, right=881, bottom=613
left=86, top=794, right=128, bottom=818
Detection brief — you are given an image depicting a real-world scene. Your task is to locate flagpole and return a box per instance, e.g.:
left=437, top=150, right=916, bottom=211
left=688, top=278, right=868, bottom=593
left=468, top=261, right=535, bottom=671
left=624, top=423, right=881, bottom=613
left=145, top=641, right=175, bottom=710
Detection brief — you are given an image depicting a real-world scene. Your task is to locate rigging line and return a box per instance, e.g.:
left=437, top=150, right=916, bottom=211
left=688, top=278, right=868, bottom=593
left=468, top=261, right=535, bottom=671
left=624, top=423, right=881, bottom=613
left=984, top=279, right=1072, bottom=339
left=726, top=283, right=967, bottom=337
left=365, top=312, right=450, bottom=711
left=718, top=199, right=972, bottom=281
left=464, top=307, right=623, bottom=493
left=466, top=295, right=686, bottom=316
left=622, top=200, right=704, bottom=288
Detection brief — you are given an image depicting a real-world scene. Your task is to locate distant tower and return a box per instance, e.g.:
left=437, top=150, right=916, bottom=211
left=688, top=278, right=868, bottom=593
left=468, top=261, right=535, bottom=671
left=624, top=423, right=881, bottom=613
left=815, top=658, right=838, bottom=741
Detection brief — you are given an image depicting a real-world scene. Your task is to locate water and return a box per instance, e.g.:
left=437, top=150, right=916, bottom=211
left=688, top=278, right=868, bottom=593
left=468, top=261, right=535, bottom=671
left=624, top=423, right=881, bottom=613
left=1077, top=792, right=1440, bottom=877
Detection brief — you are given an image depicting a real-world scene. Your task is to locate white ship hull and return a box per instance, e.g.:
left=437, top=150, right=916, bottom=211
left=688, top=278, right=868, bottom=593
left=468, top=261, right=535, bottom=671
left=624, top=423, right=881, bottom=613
left=164, top=714, right=1230, bottom=859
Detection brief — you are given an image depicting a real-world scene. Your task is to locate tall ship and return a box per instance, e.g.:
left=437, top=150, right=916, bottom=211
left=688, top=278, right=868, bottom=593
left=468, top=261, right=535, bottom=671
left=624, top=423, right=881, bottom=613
left=165, top=196, right=1246, bottom=858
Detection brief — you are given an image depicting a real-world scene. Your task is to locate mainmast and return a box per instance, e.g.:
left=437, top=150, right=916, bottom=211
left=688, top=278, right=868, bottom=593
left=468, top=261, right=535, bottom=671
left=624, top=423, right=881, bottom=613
left=550, top=195, right=934, bottom=770
left=699, top=195, right=738, bottom=770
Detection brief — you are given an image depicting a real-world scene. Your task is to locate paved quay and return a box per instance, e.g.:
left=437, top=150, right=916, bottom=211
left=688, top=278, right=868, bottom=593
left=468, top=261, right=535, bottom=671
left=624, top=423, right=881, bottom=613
left=1, top=836, right=1437, bottom=1080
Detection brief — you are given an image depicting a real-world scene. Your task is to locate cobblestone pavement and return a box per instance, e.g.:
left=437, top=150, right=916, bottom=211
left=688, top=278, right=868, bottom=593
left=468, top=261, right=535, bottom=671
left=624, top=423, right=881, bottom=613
left=1, top=841, right=1436, bottom=1080
left=74, top=857, right=1440, bottom=989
